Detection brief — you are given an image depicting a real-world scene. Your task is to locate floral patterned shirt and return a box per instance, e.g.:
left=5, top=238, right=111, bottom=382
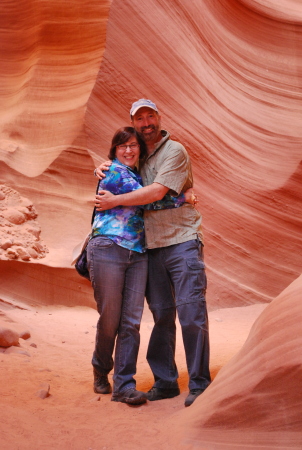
left=92, top=159, right=185, bottom=253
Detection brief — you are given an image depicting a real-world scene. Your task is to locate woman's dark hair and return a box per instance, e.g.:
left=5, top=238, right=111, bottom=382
left=108, top=127, right=147, bottom=162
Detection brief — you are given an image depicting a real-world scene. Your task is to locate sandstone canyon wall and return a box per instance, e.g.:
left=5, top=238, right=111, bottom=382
left=0, top=0, right=301, bottom=309
left=168, top=274, right=302, bottom=447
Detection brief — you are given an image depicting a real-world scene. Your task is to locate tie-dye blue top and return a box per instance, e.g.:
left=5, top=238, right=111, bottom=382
left=92, top=159, right=185, bottom=253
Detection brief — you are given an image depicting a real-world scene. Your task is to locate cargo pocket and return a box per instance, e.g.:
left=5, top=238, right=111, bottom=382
left=186, top=258, right=207, bottom=299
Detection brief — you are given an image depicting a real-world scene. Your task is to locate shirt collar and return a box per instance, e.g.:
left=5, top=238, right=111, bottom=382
left=154, top=130, right=170, bottom=150
left=146, top=130, right=170, bottom=160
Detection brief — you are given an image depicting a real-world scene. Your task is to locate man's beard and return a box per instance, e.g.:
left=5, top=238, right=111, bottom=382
left=138, top=125, right=159, bottom=143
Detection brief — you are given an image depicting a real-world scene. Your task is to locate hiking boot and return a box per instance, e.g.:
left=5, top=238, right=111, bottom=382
left=93, top=368, right=112, bottom=394
left=184, top=388, right=205, bottom=407
left=146, top=386, right=180, bottom=401
left=111, top=388, right=147, bottom=405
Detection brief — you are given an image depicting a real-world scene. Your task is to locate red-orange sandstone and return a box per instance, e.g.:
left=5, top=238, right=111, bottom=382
left=0, top=0, right=301, bottom=448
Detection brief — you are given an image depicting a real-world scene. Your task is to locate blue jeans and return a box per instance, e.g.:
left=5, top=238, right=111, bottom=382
left=146, top=239, right=211, bottom=390
left=87, top=236, right=148, bottom=394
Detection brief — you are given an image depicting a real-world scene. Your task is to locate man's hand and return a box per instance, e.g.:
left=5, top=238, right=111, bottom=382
left=184, top=188, right=198, bottom=206
left=94, top=161, right=112, bottom=179
left=95, top=190, right=118, bottom=211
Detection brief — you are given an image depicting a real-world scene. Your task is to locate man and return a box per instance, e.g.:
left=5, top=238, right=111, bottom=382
left=95, top=99, right=211, bottom=407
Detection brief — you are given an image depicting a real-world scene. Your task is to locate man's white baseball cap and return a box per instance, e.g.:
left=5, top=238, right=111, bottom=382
left=130, top=99, right=158, bottom=117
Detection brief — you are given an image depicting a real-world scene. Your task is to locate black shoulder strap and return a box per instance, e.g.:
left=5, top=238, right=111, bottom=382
left=91, top=179, right=100, bottom=225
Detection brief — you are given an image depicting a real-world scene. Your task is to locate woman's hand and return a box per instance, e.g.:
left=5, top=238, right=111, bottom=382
left=184, top=188, right=198, bottom=206
left=95, top=190, right=117, bottom=211
left=94, top=161, right=112, bottom=179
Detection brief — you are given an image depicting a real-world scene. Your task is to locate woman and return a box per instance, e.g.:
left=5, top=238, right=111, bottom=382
left=87, top=127, right=188, bottom=405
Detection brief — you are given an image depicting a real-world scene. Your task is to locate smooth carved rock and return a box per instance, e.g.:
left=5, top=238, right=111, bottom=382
left=0, top=0, right=300, bottom=307
left=0, top=1, right=300, bottom=444
left=173, top=275, right=302, bottom=443
left=0, top=327, right=20, bottom=347
left=84, top=0, right=302, bottom=310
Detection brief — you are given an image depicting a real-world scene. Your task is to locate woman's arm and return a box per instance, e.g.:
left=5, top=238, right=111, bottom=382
left=95, top=183, right=169, bottom=211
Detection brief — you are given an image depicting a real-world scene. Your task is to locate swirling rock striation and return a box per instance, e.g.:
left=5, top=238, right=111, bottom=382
left=86, top=0, right=302, bottom=307
left=0, top=0, right=301, bottom=309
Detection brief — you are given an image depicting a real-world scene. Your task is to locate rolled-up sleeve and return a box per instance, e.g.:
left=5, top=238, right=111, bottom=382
left=153, top=143, right=189, bottom=195
left=101, top=164, right=142, bottom=195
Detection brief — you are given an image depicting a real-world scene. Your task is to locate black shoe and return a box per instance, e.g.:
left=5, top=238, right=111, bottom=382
left=184, top=388, right=205, bottom=407
left=111, top=388, right=147, bottom=405
left=93, top=368, right=112, bottom=394
left=146, top=387, right=180, bottom=401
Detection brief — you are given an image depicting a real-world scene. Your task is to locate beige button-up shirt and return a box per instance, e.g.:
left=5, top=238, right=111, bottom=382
left=140, top=130, right=203, bottom=249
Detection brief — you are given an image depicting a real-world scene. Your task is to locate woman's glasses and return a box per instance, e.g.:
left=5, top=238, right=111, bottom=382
left=117, top=144, right=139, bottom=150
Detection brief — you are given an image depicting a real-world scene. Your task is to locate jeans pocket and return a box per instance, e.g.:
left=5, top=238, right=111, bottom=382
left=93, top=236, right=114, bottom=249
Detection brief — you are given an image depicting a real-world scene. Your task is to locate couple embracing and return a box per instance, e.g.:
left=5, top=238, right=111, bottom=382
left=87, top=99, right=211, bottom=407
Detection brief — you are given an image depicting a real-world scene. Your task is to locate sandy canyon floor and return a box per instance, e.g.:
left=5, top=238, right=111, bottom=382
left=0, top=300, right=277, bottom=449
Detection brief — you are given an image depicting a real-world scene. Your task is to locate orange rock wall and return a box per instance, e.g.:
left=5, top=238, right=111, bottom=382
left=169, top=274, right=302, bottom=446
left=0, top=0, right=301, bottom=308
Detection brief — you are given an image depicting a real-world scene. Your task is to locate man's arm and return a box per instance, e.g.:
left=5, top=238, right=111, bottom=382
left=95, top=183, right=169, bottom=211
left=145, top=188, right=196, bottom=210
left=94, top=161, right=111, bottom=179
